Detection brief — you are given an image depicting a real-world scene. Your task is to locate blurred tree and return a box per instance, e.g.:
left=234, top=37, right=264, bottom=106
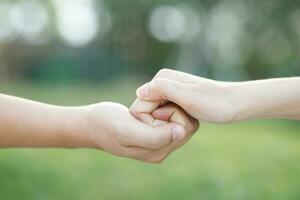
left=0, top=0, right=299, bottom=82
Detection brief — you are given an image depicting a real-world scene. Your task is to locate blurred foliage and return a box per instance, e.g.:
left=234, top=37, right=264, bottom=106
left=0, top=0, right=300, bottom=83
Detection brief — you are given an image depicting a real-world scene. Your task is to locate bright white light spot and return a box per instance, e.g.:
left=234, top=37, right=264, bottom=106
left=0, top=2, right=15, bottom=42
left=257, top=29, right=293, bottom=65
left=206, top=4, right=251, bottom=67
left=149, top=6, right=185, bottom=42
left=11, top=0, right=49, bottom=44
left=207, top=6, right=242, bottom=47
left=218, top=31, right=253, bottom=67
left=149, top=5, right=201, bottom=43
left=52, top=0, right=103, bottom=47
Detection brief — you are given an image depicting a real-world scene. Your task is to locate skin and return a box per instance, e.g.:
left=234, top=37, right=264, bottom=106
left=3, top=68, right=297, bottom=164
left=0, top=94, right=198, bottom=163
left=131, top=68, right=300, bottom=123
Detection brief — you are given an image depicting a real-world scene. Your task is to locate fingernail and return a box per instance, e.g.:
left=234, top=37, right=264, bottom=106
left=172, top=126, right=185, bottom=142
left=137, top=84, right=149, bottom=98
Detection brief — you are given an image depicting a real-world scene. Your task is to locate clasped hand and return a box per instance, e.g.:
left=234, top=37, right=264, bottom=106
left=87, top=69, right=236, bottom=163
left=85, top=100, right=198, bottom=163
left=1, top=69, right=299, bottom=163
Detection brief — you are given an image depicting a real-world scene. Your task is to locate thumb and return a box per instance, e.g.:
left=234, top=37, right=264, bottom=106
left=136, top=78, right=186, bottom=104
left=126, top=122, right=186, bottom=149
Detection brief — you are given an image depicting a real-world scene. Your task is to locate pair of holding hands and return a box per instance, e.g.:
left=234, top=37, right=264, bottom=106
left=0, top=68, right=234, bottom=163
left=1, top=69, right=298, bottom=163
left=86, top=69, right=233, bottom=163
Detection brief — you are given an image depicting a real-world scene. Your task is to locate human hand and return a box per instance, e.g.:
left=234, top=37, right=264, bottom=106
left=133, top=69, right=236, bottom=124
left=0, top=93, right=196, bottom=161
left=130, top=99, right=199, bottom=152
left=80, top=102, right=198, bottom=163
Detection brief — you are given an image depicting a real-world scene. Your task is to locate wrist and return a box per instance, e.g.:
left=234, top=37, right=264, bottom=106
left=208, top=81, right=241, bottom=123
left=59, top=106, right=97, bottom=149
left=227, top=82, right=260, bottom=122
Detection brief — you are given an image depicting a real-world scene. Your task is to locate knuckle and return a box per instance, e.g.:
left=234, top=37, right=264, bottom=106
left=156, top=68, right=173, bottom=78
left=129, top=108, right=139, bottom=118
left=152, top=77, right=164, bottom=86
left=148, top=79, right=165, bottom=97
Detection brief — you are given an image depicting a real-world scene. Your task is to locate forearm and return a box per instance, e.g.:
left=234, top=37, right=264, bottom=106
left=230, top=77, right=300, bottom=121
left=0, top=94, right=91, bottom=148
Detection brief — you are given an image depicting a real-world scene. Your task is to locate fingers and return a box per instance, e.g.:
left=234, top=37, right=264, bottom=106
left=127, top=69, right=201, bottom=160
left=143, top=120, right=200, bottom=164
left=123, top=120, right=186, bottom=150
left=154, top=68, right=200, bottom=83
left=128, top=123, right=198, bottom=163
left=135, top=68, right=198, bottom=102
left=129, top=98, right=198, bottom=151
left=152, top=103, right=199, bottom=134
left=147, top=104, right=199, bottom=162
left=129, top=99, right=159, bottom=122
left=136, top=78, right=189, bottom=105
left=145, top=131, right=194, bottom=163
left=125, top=130, right=194, bottom=164
left=127, top=103, right=199, bottom=162
left=129, top=99, right=168, bottom=126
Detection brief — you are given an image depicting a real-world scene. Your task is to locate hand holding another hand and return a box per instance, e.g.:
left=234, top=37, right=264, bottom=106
left=133, top=69, right=236, bottom=124
left=83, top=102, right=198, bottom=163
left=2, top=69, right=298, bottom=163
left=0, top=93, right=198, bottom=164
left=90, top=69, right=300, bottom=163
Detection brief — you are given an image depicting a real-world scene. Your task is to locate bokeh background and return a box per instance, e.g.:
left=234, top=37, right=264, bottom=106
left=0, top=0, right=300, bottom=199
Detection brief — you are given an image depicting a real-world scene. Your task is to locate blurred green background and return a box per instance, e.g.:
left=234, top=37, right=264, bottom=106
left=0, top=0, right=300, bottom=199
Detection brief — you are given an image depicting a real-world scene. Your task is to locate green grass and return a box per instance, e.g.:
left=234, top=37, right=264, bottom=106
left=0, top=79, right=300, bottom=200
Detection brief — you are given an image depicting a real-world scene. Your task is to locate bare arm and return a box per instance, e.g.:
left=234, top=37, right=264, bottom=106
left=230, top=77, right=300, bottom=121
left=0, top=93, right=197, bottom=163
left=0, top=94, right=87, bottom=148
left=132, top=69, right=300, bottom=123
